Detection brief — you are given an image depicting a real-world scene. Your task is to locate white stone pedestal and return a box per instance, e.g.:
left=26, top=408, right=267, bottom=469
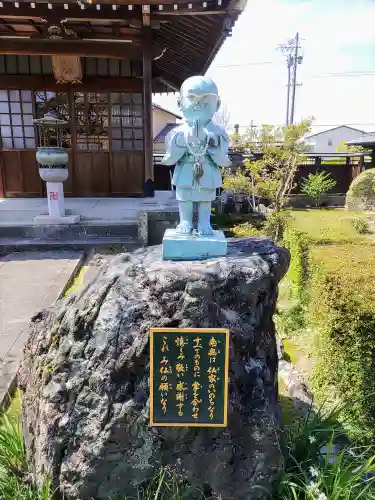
left=33, top=181, right=80, bottom=225
left=47, top=181, right=65, bottom=217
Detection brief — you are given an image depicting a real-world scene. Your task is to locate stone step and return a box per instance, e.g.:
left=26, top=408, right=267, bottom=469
left=0, top=236, right=140, bottom=256
left=0, top=222, right=138, bottom=240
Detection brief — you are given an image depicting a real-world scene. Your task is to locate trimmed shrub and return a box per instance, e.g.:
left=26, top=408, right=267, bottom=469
left=346, top=168, right=375, bottom=211
left=276, top=228, right=309, bottom=336
left=283, top=228, right=309, bottom=303
left=351, top=217, right=369, bottom=234
left=231, top=222, right=262, bottom=237
left=309, top=245, right=375, bottom=438
left=263, top=210, right=291, bottom=241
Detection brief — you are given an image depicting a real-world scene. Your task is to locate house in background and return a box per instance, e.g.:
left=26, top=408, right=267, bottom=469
left=305, top=125, right=366, bottom=153
left=153, top=103, right=181, bottom=153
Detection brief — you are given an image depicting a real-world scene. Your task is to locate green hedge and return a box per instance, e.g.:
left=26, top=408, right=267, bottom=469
left=308, top=245, right=375, bottom=437
left=276, top=228, right=309, bottom=336
left=283, top=228, right=309, bottom=304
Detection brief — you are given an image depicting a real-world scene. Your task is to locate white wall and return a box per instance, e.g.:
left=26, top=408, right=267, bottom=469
left=307, top=127, right=365, bottom=154
left=152, top=107, right=179, bottom=139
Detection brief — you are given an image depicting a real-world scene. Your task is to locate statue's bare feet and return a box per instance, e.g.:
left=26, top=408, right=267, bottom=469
left=176, top=222, right=193, bottom=234
left=197, top=224, right=214, bottom=236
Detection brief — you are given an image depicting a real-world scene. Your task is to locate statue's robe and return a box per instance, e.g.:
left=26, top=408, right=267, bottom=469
left=162, top=120, right=231, bottom=198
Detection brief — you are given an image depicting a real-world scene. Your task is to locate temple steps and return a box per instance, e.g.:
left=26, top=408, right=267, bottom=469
left=0, top=222, right=141, bottom=255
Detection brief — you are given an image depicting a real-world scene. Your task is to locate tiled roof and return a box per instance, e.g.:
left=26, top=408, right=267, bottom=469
left=153, top=123, right=178, bottom=142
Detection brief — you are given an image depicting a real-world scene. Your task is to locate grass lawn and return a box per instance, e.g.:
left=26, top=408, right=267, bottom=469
left=288, top=208, right=373, bottom=244
left=310, top=243, right=375, bottom=306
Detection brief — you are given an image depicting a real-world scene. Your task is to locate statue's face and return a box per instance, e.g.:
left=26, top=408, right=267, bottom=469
left=179, top=87, right=219, bottom=124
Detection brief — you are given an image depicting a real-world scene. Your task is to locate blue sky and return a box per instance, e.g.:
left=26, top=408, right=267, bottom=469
left=153, top=0, right=375, bottom=134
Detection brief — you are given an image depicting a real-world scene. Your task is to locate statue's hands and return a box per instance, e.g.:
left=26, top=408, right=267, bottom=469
left=187, top=120, right=207, bottom=144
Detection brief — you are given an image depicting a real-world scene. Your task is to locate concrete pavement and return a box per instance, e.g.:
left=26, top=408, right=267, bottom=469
left=0, top=250, right=83, bottom=407
left=0, top=192, right=178, bottom=225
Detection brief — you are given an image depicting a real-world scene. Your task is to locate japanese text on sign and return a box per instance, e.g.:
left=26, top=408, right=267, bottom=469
left=149, top=328, right=230, bottom=427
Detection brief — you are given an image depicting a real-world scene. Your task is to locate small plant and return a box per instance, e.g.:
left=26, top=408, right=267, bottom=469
left=118, top=467, right=204, bottom=500
left=278, top=404, right=375, bottom=499
left=0, top=414, right=27, bottom=478
left=263, top=210, right=291, bottom=241
left=0, top=411, right=53, bottom=500
left=232, top=222, right=262, bottom=238
left=222, top=170, right=252, bottom=196
left=300, top=172, right=337, bottom=208
left=351, top=217, right=369, bottom=235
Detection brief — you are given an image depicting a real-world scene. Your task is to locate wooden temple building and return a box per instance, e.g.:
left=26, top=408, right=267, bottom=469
left=0, top=0, right=246, bottom=198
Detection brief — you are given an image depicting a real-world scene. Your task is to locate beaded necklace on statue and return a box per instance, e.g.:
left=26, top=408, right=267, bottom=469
left=184, top=121, right=209, bottom=187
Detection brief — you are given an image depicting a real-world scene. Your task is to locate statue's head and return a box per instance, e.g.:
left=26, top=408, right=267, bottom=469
left=178, top=75, right=220, bottom=125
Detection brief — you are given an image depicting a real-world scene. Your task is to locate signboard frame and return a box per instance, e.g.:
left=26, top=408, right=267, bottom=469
left=149, top=328, right=230, bottom=428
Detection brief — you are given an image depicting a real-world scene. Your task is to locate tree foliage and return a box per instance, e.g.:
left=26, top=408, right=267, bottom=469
left=336, top=139, right=364, bottom=154
left=224, top=119, right=313, bottom=215
left=300, top=171, right=337, bottom=207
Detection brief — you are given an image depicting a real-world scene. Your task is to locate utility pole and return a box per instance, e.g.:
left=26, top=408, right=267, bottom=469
left=290, top=32, right=301, bottom=125
left=285, top=54, right=293, bottom=126
left=278, top=33, right=303, bottom=126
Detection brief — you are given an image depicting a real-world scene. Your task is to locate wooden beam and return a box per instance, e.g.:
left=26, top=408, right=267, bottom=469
left=142, top=25, right=154, bottom=190
left=0, top=38, right=143, bottom=58
left=154, top=73, right=180, bottom=91
left=0, top=4, right=142, bottom=20
left=28, top=0, right=208, bottom=5
left=0, top=75, right=142, bottom=91
left=153, top=9, right=229, bottom=16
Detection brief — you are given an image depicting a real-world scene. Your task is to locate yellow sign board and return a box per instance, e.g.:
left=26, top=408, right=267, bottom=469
left=149, top=328, right=230, bottom=427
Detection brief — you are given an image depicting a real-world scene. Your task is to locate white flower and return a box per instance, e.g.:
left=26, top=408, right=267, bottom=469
left=317, top=493, right=327, bottom=500
left=306, top=481, right=319, bottom=495
left=309, top=466, right=319, bottom=478
left=347, top=449, right=356, bottom=457
left=308, top=435, right=317, bottom=444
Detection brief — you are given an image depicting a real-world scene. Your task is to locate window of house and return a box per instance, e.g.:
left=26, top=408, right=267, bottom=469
left=110, top=92, right=144, bottom=151
left=328, top=139, right=333, bottom=146
left=0, top=90, right=144, bottom=152
left=0, top=90, right=36, bottom=149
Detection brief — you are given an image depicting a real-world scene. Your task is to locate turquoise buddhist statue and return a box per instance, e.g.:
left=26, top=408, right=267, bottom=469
left=162, top=76, right=231, bottom=237
left=161, top=76, right=230, bottom=260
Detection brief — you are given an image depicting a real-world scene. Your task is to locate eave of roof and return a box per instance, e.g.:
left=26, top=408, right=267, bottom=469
left=346, top=135, right=375, bottom=147
left=152, top=103, right=182, bottom=119
left=306, top=125, right=366, bottom=139
left=0, top=0, right=248, bottom=92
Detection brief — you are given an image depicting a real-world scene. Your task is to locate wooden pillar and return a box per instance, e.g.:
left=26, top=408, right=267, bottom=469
left=142, top=23, right=154, bottom=197
left=371, top=148, right=375, bottom=168
left=314, top=156, right=321, bottom=168
left=0, top=154, right=4, bottom=198
left=359, top=155, right=365, bottom=174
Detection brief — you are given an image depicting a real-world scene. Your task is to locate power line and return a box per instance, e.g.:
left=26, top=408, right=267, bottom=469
left=211, top=63, right=375, bottom=79
left=212, top=60, right=282, bottom=68
left=235, top=123, right=375, bottom=129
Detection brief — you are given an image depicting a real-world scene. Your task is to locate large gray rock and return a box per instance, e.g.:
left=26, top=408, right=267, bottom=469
left=19, top=238, right=289, bottom=500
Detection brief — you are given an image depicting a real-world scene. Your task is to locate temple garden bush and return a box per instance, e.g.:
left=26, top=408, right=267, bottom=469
left=308, top=244, right=375, bottom=439
left=346, top=168, right=375, bottom=211
left=276, top=227, right=309, bottom=336
left=300, top=171, right=337, bottom=208
left=351, top=217, right=370, bottom=235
